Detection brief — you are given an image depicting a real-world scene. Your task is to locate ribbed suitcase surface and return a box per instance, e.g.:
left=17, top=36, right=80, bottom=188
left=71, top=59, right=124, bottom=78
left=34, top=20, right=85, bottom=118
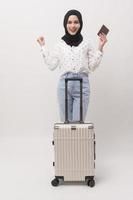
left=53, top=123, right=96, bottom=181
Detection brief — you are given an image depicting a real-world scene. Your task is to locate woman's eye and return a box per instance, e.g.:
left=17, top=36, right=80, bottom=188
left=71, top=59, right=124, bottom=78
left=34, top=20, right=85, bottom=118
left=67, top=21, right=79, bottom=24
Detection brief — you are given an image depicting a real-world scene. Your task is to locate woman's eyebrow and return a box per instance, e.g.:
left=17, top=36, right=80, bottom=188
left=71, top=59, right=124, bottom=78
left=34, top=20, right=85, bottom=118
left=67, top=20, right=79, bottom=23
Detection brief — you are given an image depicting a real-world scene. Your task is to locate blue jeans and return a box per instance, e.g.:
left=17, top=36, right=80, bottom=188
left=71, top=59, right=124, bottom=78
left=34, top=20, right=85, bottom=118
left=57, top=72, right=90, bottom=122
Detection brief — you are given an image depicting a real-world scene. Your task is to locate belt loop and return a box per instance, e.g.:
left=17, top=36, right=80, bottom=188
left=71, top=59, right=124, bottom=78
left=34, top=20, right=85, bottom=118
left=66, top=72, right=69, bottom=78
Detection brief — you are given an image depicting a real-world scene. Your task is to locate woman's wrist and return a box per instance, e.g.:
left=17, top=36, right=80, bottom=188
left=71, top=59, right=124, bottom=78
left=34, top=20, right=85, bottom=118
left=41, top=44, right=45, bottom=49
left=98, top=44, right=103, bottom=52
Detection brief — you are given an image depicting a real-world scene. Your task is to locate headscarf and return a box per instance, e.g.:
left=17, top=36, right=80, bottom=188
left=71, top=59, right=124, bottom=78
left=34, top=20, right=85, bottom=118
left=62, top=9, right=83, bottom=46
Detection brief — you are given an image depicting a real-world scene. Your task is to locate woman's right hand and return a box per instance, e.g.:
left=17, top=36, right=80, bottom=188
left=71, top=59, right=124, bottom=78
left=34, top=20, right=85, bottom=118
left=37, top=36, right=45, bottom=46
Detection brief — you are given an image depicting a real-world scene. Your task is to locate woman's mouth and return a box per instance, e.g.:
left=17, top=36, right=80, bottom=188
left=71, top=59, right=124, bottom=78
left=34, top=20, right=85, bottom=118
left=69, top=29, right=77, bottom=33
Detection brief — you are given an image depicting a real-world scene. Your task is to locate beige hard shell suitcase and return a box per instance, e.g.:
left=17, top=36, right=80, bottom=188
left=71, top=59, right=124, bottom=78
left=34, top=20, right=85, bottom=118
left=51, top=78, right=96, bottom=187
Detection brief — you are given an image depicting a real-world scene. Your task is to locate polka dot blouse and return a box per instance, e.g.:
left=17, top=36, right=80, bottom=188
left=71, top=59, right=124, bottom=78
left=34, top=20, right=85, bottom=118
left=40, top=39, right=103, bottom=74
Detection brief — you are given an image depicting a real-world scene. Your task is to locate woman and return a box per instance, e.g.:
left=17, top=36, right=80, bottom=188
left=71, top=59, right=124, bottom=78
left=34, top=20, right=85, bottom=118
left=37, top=9, right=107, bottom=122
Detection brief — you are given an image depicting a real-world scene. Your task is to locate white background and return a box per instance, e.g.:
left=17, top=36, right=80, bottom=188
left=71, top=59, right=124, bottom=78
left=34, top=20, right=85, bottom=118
left=0, top=0, right=133, bottom=199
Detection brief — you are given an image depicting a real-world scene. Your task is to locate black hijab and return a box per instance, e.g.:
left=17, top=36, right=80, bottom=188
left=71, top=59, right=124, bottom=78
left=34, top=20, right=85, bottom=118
left=62, top=10, right=83, bottom=47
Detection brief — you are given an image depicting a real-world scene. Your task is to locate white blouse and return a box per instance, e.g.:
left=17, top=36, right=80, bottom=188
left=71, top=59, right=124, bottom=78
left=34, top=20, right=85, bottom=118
left=40, top=39, right=103, bottom=74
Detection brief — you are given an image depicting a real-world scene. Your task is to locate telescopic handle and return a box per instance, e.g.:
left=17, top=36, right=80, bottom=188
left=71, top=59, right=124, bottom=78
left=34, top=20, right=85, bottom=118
left=65, top=78, right=83, bottom=123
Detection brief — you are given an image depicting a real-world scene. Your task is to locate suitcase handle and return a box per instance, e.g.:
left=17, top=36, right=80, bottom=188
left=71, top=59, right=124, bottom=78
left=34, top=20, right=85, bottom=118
left=64, top=78, right=84, bottom=124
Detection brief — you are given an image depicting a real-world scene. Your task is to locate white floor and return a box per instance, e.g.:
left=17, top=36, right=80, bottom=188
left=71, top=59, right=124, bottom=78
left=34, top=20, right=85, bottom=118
left=0, top=132, right=133, bottom=200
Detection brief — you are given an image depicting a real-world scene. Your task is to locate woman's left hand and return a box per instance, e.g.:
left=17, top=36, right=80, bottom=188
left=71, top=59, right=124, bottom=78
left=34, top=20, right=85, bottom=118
left=98, top=33, right=108, bottom=52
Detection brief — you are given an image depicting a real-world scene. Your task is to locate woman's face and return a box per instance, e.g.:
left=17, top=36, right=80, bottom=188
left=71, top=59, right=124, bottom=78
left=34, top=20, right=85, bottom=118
left=66, top=15, right=80, bottom=35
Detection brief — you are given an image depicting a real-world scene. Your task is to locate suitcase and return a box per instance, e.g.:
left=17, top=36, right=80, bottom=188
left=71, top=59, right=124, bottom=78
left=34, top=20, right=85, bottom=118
left=51, top=78, right=96, bottom=187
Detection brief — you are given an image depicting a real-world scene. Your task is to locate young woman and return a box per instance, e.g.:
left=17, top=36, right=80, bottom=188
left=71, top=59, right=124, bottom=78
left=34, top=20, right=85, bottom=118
left=37, top=9, right=107, bottom=122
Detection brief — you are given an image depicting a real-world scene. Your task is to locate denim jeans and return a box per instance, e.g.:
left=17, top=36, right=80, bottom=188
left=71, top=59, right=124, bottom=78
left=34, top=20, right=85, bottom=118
left=57, top=72, right=90, bottom=122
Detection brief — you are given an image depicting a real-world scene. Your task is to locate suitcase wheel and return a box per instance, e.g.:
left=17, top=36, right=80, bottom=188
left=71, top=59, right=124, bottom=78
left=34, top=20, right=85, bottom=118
left=87, top=179, right=95, bottom=187
left=51, top=178, right=59, bottom=186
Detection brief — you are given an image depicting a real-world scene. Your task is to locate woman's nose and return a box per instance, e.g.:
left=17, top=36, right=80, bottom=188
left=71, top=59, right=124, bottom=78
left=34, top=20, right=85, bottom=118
left=71, top=23, right=76, bottom=28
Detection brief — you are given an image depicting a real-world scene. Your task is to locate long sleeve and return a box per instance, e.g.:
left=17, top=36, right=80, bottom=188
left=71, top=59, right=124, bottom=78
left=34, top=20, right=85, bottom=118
left=40, top=43, right=60, bottom=71
left=87, top=42, right=103, bottom=72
